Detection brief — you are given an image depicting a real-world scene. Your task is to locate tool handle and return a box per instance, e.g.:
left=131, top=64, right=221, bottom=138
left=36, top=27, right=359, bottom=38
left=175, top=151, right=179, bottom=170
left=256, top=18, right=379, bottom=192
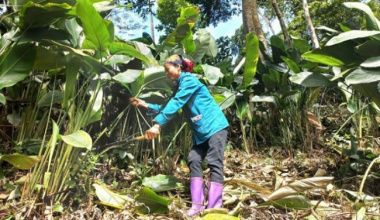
left=135, top=135, right=146, bottom=141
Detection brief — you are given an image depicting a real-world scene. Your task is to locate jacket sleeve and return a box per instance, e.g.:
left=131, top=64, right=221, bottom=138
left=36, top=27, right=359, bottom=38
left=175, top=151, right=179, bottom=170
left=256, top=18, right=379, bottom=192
left=147, top=103, right=163, bottom=114
left=153, top=76, right=200, bottom=126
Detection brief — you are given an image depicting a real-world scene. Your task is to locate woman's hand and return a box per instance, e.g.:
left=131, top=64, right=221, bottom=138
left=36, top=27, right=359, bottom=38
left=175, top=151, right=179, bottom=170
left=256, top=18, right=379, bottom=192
left=145, top=124, right=161, bottom=140
left=129, top=97, right=148, bottom=108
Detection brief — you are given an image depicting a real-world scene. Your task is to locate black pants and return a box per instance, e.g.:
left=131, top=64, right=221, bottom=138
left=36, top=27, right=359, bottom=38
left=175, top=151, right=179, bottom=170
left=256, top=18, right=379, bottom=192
left=187, top=128, right=228, bottom=183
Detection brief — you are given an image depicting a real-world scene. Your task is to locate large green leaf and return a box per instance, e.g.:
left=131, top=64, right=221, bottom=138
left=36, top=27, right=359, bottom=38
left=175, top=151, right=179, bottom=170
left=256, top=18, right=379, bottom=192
left=63, top=55, right=80, bottom=110
left=242, top=32, right=259, bottom=88
left=190, top=29, right=216, bottom=63
left=60, top=130, right=92, bottom=150
left=356, top=40, right=380, bottom=58
left=113, top=69, right=142, bottom=84
left=19, top=2, right=72, bottom=29
left=46, top=40, right=101, bottom=72
left=204, top=31, right=218, bottom=58
left=236, top=101, right=249, bottom=120
left=302, top=51, right=344, bottom=67
left=345, top=67, right=380, bottom=85
left=281, top=56, right=300, bottom=73
left=201, top=64, right=223, bottom=85
left=0, top=44, right=35, bottom=89
left=142, top=66, right=172, bottom=92
left=109, top=42, right=151, bottom=65
left=262, top=69, right=280, bottom=91
left=292, top=37, right=310, bottom=53
left=213, top=90, right=236, bottom=110
left=104, top=20, right=115, bottom=43
left=37, top=90, right=63, bottom=107
left=271, top=35, right=287, bottom=63
left=1, top=153, right=40, bottom=170
left=64, top=18, right=81, bottom=47
left=304, top=41, right=361, bottom=66
left=19, top=27, right=70, bottom=43
left=271, top=35, right=286, bottom=53
left=360, top=56, right=380, bottom=68
left=162, top=6, right=199, bottom=49
left=343, top=2, right=380, bottom=31
left=289, top=72, right=333, bottom=87
left=183, top=31, right=196, bottom=54
left=142, top=174, right=183, bottom=192
left=93, top=183, right=131, bottom=209
left=0, top=74, right=29, bottom=90
left=33, top=47, right=65, bottom=70
left=77, top=0, right=110, bottom=51
left=135, top=187, right=170, bottom=214
left=259, top=195, right=311, bottom=210
left=353, top=82, right=380, bottom=108
left=326, top=30, right=380, bottom=46
left=131, top=71, right=145, bottom=97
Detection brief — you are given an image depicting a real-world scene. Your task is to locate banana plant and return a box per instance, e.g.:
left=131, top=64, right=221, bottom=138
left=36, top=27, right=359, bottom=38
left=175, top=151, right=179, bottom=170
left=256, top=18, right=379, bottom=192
left=0, top=0, right=156, bottom=210
left=284, top=2, right=380, bottom=156
left=291, top=2, right=380, bottom=107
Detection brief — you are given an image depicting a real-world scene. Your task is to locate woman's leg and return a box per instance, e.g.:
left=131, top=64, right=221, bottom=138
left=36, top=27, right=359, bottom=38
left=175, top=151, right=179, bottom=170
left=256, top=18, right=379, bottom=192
left=205, top=128, right=228, bottom=208
left=186, top=142, right=208, bottom=216
left=187, top=142, right=208, bottom=178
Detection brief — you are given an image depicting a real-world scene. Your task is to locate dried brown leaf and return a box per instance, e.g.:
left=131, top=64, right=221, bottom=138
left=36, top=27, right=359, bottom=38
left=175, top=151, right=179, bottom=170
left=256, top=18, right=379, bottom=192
left=225, top=178, right=272, bottom=196
left=266, top=177, right=334, bottom=201
left=307, top=112, right=324, bottom=130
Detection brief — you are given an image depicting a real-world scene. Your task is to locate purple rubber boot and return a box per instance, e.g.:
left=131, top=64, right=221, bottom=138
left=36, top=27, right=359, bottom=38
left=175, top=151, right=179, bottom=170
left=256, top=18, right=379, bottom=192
left=187, top=177, right=205, bottom=217
left=207, top=182, right=223, bottom=209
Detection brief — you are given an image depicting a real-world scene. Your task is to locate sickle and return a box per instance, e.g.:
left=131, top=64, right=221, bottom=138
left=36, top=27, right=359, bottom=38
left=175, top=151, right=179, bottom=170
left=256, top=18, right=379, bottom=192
left=97, top=135, right=145, bottom=155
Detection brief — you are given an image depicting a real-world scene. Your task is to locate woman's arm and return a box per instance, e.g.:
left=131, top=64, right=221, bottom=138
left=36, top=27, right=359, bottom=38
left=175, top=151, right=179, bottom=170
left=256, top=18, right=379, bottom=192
left=153, top=76, right=200, bottom=127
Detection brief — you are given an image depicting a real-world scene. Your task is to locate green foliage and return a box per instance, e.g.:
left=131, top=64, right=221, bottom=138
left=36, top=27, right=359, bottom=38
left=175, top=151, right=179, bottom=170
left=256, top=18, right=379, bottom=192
left=259, top=195, right=311, bottom=210
left=37, top=90, right=63, bottom=107
left=0, top=44, right=35, bottom=91
left=135, top=187, right=170, bottom=214
left=242, top=33, right=259, bottom=88
left=156, top=0, right=192, bottom=36
left=77, top=0, right=110, bottom=52
left=93, top=183, right=132, bottom=209
left=1, top=153, right=40, bottom=170
left=289, top=72, right=333, bottom=87
left=286, top=0, right=366, bottom=39
left=141, top=174, right=184, bottom=192
left=19, top=2, right=72, bottom=29
left=161, top=6, right=199, bottom=49
left=156, top=0, right=241, bottom=38
left=60, top=130, right=93, bottom=150
left=301, top=2, right=380, bottom=107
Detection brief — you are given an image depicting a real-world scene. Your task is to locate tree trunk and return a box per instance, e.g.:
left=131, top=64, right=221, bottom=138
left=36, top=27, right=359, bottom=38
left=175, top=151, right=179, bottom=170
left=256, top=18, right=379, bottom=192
left=149, top=0, right=155, bottom=43
left=272, top=0, right=292, bottom=48
left=251, top=0, right=269, bottom=53
left=242, top=0, right=268, bottom=58
left=242, top=0, right=255, bottom=34
left=302, top=0, right=319, bottom=49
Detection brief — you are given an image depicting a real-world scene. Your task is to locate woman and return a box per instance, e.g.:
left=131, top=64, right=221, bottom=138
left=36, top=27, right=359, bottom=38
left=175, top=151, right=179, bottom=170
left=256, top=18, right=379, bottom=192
left=130, top=54, right=228, bottom=217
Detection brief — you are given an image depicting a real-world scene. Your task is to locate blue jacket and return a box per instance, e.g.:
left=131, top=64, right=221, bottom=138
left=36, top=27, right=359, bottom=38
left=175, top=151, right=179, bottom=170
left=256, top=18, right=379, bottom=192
left=147, top=72, right=229, bottom=145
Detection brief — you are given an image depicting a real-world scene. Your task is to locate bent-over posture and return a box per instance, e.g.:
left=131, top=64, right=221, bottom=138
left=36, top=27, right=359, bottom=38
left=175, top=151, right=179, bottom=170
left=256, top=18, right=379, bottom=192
left=130, top=54, right=228, bottom=217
